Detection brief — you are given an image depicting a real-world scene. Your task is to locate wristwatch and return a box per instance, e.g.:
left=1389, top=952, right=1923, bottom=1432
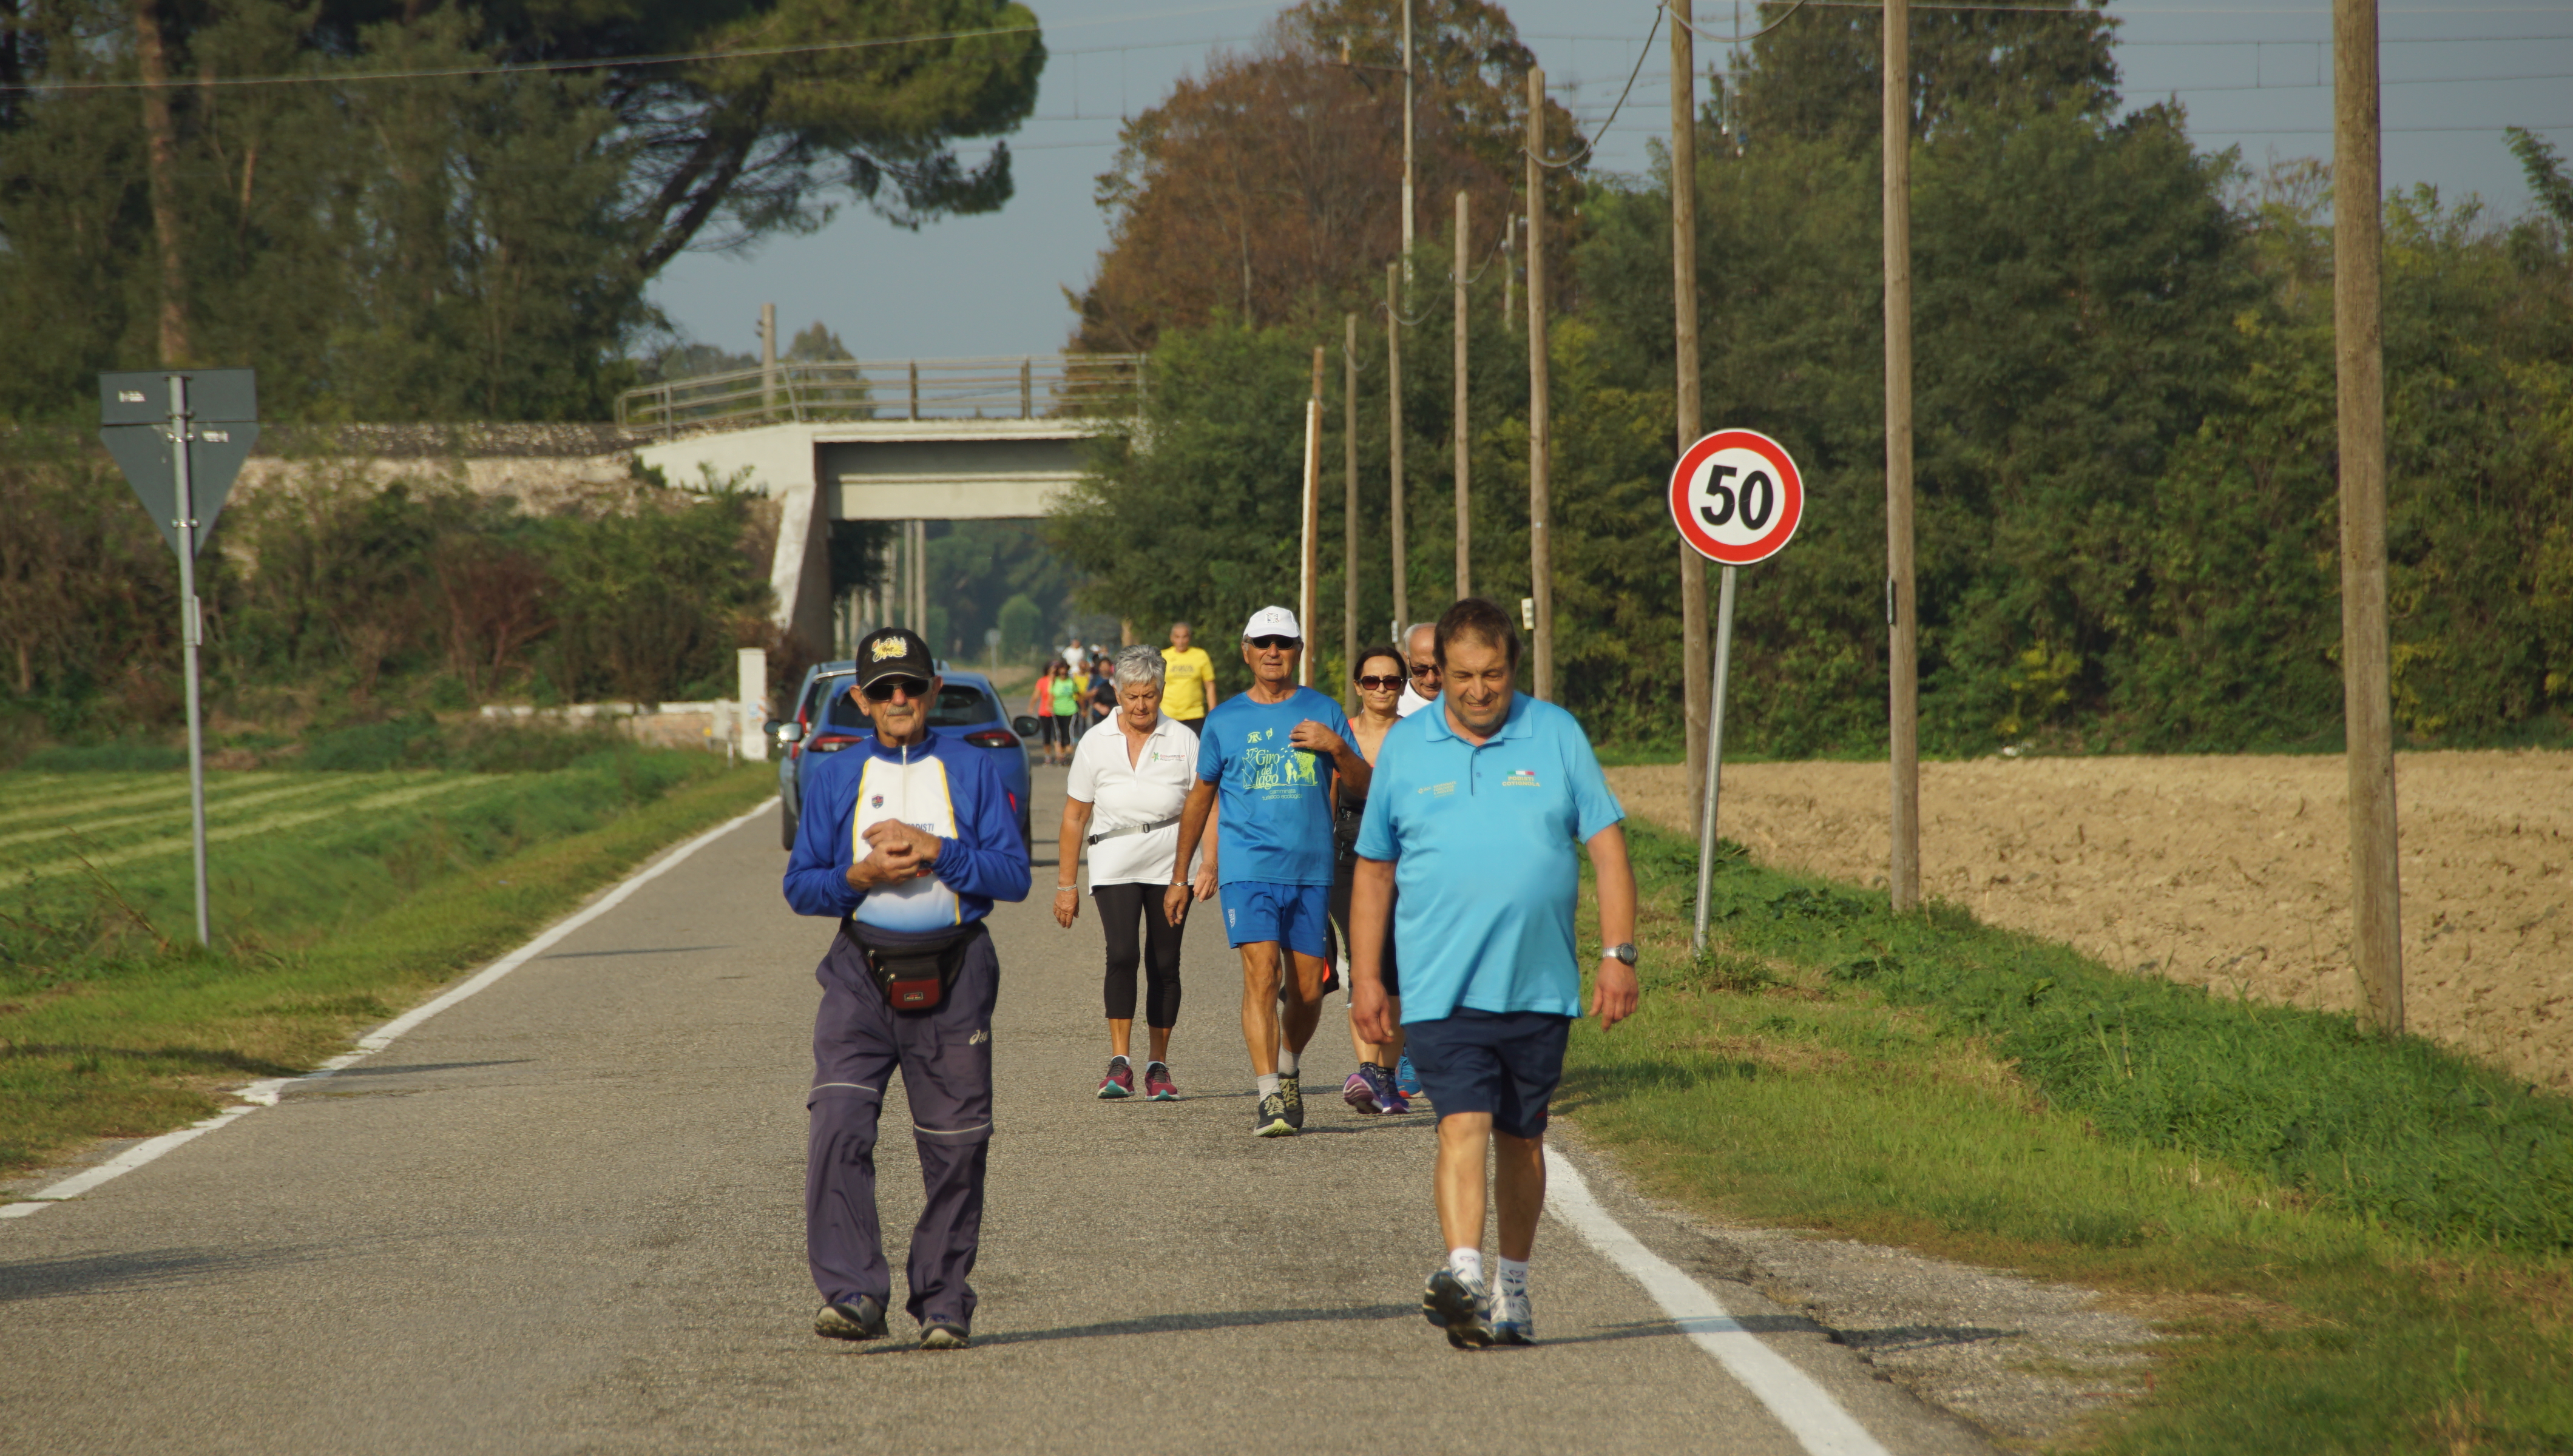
left=1601, top=943, right=1638, bottom=966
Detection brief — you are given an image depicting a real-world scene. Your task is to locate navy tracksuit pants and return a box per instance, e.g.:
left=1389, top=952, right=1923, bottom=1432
left=806, top=921, right=998, bottom=1328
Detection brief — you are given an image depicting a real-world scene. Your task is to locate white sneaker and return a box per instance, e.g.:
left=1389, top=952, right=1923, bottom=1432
left=1492, top=1284, right=1533, bottom=1345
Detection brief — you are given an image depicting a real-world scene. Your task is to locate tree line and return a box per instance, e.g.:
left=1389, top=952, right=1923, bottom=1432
left=1, top=442, right=788, bottom=755
left=1052, top=0, right=2573, bottom=752
left=0, top=0, right=1046, bottom=422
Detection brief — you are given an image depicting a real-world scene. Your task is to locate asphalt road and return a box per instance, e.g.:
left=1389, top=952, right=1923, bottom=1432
left=1, top=764, right=1989, bottom=1455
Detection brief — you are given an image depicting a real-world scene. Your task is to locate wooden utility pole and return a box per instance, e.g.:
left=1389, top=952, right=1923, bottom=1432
left=1302, top=346, right=1325, bottom=687
left=1884, top=0, right=1921, bottom=912
left=1454, top=189, right=1473, bottom=600
left=1673, top=0, right=1713, bottom=831
left=1504, top=215, right=1517, bottom=332
left=1526, top=67, right=1555, bottom=701
left=2335, top=0, right=2404, bottom=1033
left=760, top=303, right=779, bottom=419
left=1344, top=312, right=1361, bottom=686
left=1387, top=261, right=1410, bottom=633
left=1401, top=0, right=1416, bottom=269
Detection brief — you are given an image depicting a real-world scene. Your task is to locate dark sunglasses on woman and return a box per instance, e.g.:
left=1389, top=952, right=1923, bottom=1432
left=1356, top=674, right=1404, bottom=691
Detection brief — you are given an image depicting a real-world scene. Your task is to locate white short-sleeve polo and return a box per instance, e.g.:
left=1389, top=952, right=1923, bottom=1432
left=1066, top=713, right=1202, bottom=886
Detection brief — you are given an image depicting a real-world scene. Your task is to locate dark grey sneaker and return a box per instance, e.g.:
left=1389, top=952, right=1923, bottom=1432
left=1422, top=1267, right=1495, bottom=1349
left=1253, top=1091, right=1294, bottom=1137
left=814, top=1295, right=888, bottom=1341
left=1279, top=1073, right=1305, bottom=1130
left=919, top=1320, right=971, bottom=1350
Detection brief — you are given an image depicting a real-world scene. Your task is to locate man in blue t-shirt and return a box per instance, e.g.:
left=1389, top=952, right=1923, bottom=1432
left=1350, top=597, right=1638, bottom=1350
left=1165, top=605, right=1371, bottom=1138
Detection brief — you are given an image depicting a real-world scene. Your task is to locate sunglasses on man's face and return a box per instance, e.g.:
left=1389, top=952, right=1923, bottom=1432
left=1356, top=674, right=1404, bottom=691
left=1408, top=664, right=1440, bottom=679
left=862, top=676, right=930, bottom=702
left=1248, top=635, right=1300, bottom=651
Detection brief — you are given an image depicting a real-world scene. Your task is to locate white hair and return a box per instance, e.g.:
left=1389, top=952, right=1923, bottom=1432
left=1112, top=644, right=1166, bottom=690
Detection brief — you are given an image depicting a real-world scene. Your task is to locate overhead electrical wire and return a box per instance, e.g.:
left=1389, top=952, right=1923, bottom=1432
left=0, top=0, right=1279, bottom=95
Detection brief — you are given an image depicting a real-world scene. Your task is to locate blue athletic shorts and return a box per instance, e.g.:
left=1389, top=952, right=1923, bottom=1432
left=1402, top=1009, right=1574, bottom=1139
left=1219, top=880, right=1331, bottom=959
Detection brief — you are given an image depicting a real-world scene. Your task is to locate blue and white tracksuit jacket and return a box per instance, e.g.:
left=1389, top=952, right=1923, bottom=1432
left=782, top=731, right=1030, bottom=928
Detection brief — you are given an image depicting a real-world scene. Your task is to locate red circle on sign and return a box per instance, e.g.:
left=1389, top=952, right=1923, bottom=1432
left=1668, top=429, right=1804, bottom=565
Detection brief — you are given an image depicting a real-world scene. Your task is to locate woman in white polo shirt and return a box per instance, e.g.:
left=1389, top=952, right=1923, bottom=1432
left=1053, top=645, right=1215, bottom=1100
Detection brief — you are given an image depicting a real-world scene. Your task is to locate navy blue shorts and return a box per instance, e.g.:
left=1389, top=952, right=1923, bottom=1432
left=1219, top=880, right=1331, bottom=959
left=1402, top=1009, right=1573, bottom=1139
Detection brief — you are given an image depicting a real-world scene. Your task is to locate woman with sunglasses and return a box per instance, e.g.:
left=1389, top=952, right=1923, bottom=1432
left=1330, top=644, right=1412, bottom=1114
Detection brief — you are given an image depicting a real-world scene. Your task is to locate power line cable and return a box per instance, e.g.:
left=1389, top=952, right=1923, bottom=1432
left=0, top=0, right=1278, bottom=95
left=1527, top=3, right=1663, bottom=169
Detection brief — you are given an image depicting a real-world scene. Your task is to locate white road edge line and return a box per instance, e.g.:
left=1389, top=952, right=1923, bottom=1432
left=2, top=796, right=780, bottom=1221
left=1545, top=1147, right=1892, bottom=1456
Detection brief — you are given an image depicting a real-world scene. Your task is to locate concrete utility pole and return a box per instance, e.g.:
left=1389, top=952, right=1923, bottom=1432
left=1673, top=0, right=1713, bottom=836
left=1401, top=0, right=1416, bottom=272
left=2335, top=0, right=2404, bottom=1034
left=1387, top=261, right=1410, bottom=634
left=1883, top=0, right=1921, bottom=913
left=1345, top=314, right=1362, bottom=684
left=1454, top=189, right=1473, bottom=600
left=760, top=303, right=779, bottom=420
left=1302, top=346, right=1325, bottom=688
left=1526, top=67, right=1555, bottom=701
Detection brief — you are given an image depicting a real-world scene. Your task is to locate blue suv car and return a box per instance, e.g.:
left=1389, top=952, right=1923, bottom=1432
left=773, top=662, right=1033, bottom=851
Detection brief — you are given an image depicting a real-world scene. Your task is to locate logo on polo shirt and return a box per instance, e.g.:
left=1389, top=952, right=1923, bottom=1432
left=1419, top=781, right=1456, bottom=797
left=1503, top=769, right=1540, bottom=787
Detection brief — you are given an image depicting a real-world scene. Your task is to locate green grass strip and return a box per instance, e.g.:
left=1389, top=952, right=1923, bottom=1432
left=0, top=774, right=279, bottom=825
left=1623, top=824, right=2572, bottom=1256
left=1564, top=822, right=2573, bottom=1452
left=0, top=755, right=774, bottom=1175
left=0, top=774, right=373, bottom=850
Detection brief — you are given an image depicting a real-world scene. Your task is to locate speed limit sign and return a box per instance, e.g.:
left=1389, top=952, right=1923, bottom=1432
left=1669, top=428, right=1802, bottom=565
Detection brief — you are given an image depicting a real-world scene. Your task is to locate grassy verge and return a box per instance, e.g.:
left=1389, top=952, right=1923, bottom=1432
left=1564, top=821, right=2572, bottom=1453
left=1, top=752, right=775, bottom=1176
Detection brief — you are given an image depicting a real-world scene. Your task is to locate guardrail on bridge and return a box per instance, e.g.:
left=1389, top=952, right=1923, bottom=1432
left=615, top=354, right=1148, bottom=437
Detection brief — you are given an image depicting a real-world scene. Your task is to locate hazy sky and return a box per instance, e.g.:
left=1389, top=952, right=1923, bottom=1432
left=649, top=0, right=2573, bottom=364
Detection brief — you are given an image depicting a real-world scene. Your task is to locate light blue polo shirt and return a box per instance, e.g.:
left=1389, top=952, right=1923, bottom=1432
left=1354, top=692, right=1625, bottom=1022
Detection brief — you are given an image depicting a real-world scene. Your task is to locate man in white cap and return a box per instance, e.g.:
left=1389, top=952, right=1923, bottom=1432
left=1166, top=606, right=1371, bottom=1136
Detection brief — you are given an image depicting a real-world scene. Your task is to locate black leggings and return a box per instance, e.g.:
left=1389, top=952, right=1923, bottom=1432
left=1093, top=881, right=1183, bottom=1028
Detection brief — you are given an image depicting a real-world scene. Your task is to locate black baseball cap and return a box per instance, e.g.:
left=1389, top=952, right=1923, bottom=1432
left=853, top=627, right=937, bottom=689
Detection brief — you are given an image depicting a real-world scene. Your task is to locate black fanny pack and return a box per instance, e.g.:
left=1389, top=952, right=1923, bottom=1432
left=847, top=920, right=985, bottom=1012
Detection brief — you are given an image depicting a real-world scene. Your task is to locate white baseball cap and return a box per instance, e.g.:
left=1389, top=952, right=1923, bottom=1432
left=1241, top=605, right=1302, bottom=641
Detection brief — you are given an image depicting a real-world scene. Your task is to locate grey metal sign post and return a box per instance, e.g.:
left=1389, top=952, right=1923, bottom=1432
left=98, top=369, right=259, bottom=947
left=1668, top=428, right=1805, bottom=954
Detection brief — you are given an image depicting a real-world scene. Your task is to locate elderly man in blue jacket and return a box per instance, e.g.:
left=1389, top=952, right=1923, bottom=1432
left=783, top=627, right=1031, bottom=1352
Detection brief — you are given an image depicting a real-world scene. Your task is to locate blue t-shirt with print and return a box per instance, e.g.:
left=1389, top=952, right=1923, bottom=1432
left=1195, top=684, right=1354, bottom=888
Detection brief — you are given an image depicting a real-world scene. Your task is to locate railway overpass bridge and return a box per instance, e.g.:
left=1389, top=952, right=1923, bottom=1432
left=620, top=354, right=1144, bottom=655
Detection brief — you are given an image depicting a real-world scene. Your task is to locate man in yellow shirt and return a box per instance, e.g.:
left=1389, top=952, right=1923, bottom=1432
left=1158, top=621, right=1220, bottom=732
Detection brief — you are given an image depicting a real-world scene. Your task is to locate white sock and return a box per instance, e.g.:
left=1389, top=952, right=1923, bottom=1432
left=1277, top=1048, right=1299, bottom=1077
left=1257, top=1073, right=1281, bottom=1096
left=1448, top=1247, right=1484, bottom=1285
left=1496, top=1256, right=1530, bottom=1295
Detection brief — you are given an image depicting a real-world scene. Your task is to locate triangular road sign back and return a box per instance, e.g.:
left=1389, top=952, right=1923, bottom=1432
left=97, top=369, right=260, bottom=558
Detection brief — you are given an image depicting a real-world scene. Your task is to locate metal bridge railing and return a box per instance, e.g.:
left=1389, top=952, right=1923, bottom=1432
left=615, top=354, right=1148, bottom=437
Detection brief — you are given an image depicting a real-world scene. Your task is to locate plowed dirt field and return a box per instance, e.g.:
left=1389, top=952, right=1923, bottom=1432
left=1606, top=752, right=2573, bottom=1090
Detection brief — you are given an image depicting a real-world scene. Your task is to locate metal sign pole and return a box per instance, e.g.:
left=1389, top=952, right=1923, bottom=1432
left=167, top=374, right=211, bottom=946
left=1691, top=564, right=1737, bottom=954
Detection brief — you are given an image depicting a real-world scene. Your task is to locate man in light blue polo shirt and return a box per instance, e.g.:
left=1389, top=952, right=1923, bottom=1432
left=1350, top=596, right=1639, bottom=1349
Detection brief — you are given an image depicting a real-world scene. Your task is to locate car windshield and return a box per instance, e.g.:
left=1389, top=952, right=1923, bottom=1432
left=817, top=681, right=996, bottom=735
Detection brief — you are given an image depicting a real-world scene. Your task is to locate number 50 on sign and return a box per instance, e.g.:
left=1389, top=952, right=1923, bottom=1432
left=1669, top=428, right=1803, bottom=567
